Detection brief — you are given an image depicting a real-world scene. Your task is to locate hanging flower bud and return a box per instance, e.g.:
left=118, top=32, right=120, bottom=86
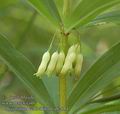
left=60, top=52, right=76, bottom=75
left=67, top=45, right=76, bottom=55
left=55, top=51, right=65, bottom=74
left=65, top=44, right=77, bottom=65
left=75, top=54, right=83, bottom=79
left=74, top=44, right=78, bottom=49
left=35, top=51, right=50, bottom=77
left=46, top=52, right=59, bottom=76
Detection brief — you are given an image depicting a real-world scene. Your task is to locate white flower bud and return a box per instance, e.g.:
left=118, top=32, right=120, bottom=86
left=47, top=52, right=59, bottom=76
left=60, top=52, right=76, bottom=75
left=55, top=51, right=65, bottom=74
left=68, top=52, right=76, bottom=63
left=35, top=51, right=50, bottom=77
left=67, top=45, right=76, bottom=55
left=75, top=54, right=83, bottom=78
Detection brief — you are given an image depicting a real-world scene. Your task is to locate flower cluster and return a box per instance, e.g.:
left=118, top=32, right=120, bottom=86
left=35, top=44, right=83, bottom=78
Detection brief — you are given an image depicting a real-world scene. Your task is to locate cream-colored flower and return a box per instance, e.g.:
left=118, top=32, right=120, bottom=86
left=47, top=51, right=59, bottom=76
left=35, top=51, right=50, bottom=77
left=61, top=52, right=76, bottom=75
left=75, top=54, right=83, bottom=78
left=55, top=51, right=65, bottom=74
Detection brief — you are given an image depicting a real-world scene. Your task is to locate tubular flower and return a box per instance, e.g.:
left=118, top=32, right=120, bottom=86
left=35, top=51, right=50, bottom=77
left=75, top=54, right=83, bottom=78
left=67, top=45, right=76, bottom=56
left=61, top=52, right=76, bottom=75
left=35, top=43, right=83, bottom=78
left=46, top=51, right=59, bottom=76
left=55, top=51, right=65, bottom=74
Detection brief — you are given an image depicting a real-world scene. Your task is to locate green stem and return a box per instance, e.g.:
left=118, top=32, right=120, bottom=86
left=59, top=75, right=67, bottom=114
left=59, top=33, right=68, bottom=114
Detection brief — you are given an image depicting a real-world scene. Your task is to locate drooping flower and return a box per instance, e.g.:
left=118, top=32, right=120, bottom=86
left=61, top=52, right=76, bottom=75
left=74, top=54, right=83, bottom=79
left=55, top=51, right=65, bottom=74
left=46, top=51, right=59, bottom=76
left=35, top=51, right=50, bottom=77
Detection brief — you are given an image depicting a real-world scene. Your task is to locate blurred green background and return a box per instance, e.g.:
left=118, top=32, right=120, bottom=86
left=0, top=0, right=120, bottom=114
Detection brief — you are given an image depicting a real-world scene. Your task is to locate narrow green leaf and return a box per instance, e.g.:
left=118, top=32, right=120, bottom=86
left=91, top=94, right=120, bottom=103
left=43, top=76, right=59, bottom=106
left=0, top=34, right=54, bottom=107
left=70, top=0, right=82, bottom=11
left=64, top=0, right=120, bottom=32
left=28, top=0, right=62, bottom=27
left=91, top=83, right=120, bottom=103
left=87, top=10, right=120, bottom=27
left=68, top=42, right=120, bottom=113
left=81, top=103, right=120, bottom=114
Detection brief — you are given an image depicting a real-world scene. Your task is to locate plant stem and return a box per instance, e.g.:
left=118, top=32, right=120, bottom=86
left=59, top=33, right=68, bottom=114
left=59, top=75, right=67, bottom=114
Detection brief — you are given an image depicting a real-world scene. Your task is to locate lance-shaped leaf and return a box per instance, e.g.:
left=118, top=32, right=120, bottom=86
left=64, top=0, right=120, bottom=32
left=0, top=34, right=54, bottom=108
left=86, top=10, right=120, bottom=27
left=68, top=41, right=120, bottom=113
left=91, top=94, right=120, bottom=103
left=80, top=103, right=120, bottom=114
left=28, top=0, right=62, bottom=27
left=90, top=83, right=120, bottom=103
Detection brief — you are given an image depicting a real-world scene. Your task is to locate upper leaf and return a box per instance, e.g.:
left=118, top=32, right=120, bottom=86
left=86, top=10, right=120, bottom=27
left=28, top=0, right=62, bottom=27
left=68, top=41, right=120, bottom=113
left=64, top=0, right=120, bottom=32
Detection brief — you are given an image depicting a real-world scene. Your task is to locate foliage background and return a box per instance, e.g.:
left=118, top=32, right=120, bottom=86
left=0, top=0, right=120, bottom=114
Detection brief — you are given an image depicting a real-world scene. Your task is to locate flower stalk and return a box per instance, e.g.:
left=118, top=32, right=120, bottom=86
left=59, top=34, right=68, bottom=114
left=59, top=74, right=67, bottom=114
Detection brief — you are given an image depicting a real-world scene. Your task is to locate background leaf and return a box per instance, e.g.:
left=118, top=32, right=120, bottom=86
left=0, top=34, right=54, bottom=108
left=91, top=94, right=120, bottom=103
left=28, top=0, right=62, bottom=27
left=90, top=81, right=120, bottom=103
left=80, top=102, right=120, bottom=114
